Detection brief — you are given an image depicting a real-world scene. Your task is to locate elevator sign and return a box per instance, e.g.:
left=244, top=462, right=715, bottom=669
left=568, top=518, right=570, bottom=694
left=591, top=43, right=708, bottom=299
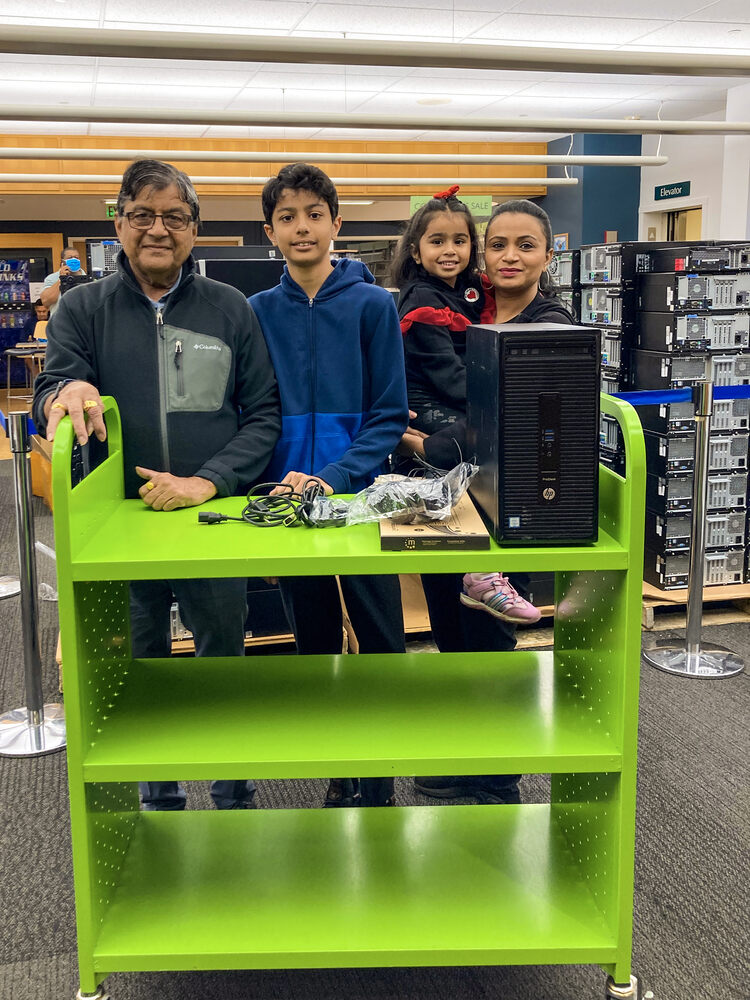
left=655, top=181, right=691, bottom=201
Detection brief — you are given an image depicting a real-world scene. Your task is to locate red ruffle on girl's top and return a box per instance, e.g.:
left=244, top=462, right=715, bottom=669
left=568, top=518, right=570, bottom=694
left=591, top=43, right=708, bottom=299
left=399, top=305, right=472, bottom=336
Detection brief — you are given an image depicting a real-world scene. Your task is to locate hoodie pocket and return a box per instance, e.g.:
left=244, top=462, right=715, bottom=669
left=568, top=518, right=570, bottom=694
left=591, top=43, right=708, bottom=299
left=166, top=326, right=232, bottom=412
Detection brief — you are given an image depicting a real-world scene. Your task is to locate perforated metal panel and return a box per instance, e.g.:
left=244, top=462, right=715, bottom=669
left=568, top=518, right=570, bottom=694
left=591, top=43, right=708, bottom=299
left=75, top=581, right=131, bottom=750
left=553, top=772, right=620, bottom=921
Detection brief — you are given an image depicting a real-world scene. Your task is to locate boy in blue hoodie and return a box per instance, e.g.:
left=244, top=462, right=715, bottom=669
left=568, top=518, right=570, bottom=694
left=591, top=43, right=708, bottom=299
left=250, top=163, right=409, bottom=808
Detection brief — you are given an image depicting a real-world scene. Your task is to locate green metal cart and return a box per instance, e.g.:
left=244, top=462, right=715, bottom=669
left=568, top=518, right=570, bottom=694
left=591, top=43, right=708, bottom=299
left=52, top=394, right=645, bottom=1000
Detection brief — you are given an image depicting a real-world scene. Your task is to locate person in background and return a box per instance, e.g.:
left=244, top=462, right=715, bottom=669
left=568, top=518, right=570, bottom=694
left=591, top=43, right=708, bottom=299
left=250, top=162, right=409, bottom=809
left=396, top=196, right=574, bottom=806
left=32, top=299, right=49, bottom=339
left=39, top=247, right=86, bottom=317
left=33, top=159, right=281, bottom=812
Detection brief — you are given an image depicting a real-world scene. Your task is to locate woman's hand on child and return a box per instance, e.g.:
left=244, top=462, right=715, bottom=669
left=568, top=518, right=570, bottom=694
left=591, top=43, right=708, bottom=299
left=397, top=426, right=429, bottom=458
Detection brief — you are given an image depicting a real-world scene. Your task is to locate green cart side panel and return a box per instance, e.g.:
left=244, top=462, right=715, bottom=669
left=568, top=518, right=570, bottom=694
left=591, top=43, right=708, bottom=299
left=74, top=782, right=140, bottom=995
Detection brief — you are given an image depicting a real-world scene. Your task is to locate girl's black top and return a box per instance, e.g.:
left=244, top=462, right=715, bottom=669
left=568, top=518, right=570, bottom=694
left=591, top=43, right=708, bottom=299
left=420, top=287, right=575, bottom=470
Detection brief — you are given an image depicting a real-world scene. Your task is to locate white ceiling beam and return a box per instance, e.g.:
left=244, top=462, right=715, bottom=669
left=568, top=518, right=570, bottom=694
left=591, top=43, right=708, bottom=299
left=0, top=147, right=669, bottom=166
left=0, top=173, right=579, bottom=186
left=1, top=26, right=749, bottom=77
left=1, top=105, right=746, bottom=135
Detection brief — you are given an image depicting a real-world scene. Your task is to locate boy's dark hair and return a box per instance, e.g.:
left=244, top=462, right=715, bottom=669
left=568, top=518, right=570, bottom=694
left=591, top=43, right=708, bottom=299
left=262, top=162, right=339, bottom=225
left=116, top=159, right=200, bottom=221
left=486, top=199, right=557, bottom=296
left=391, top=190, right=480, bottom=288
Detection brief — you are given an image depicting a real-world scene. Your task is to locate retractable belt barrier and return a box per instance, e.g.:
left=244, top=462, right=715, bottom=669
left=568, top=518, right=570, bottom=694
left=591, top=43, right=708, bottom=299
left=0, top=408, right=28, bottom=600
left=613, top=386, right=746, bottom=679
left=0, top=410, right=66, bottom=756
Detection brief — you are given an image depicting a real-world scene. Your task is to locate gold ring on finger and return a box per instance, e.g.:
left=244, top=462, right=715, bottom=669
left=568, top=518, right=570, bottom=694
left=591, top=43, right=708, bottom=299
left=51, top=402, right=66, bottom=412
left=146, top=481, right=155, bottom=491
left=82, top=399, right=99, bottom=411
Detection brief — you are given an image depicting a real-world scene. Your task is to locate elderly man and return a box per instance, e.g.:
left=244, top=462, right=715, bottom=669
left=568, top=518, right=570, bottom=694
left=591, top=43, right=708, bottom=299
left=33, top=159, right=280, bottom=811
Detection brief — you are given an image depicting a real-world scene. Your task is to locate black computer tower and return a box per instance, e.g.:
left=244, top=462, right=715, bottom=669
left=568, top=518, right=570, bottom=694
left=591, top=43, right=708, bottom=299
left=466, top=323, right=600, bottom=545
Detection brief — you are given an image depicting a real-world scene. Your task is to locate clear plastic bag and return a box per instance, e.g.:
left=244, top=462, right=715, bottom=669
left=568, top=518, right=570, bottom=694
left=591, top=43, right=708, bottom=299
left=306, top=463, right=477, bottom=527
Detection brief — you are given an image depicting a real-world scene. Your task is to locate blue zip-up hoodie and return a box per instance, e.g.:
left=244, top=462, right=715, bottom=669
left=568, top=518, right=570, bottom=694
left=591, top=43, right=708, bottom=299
left=251, top=258, right=408, bottom=494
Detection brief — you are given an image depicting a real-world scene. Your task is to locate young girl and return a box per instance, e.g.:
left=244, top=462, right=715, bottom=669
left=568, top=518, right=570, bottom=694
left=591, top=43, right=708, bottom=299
left=392, top=187, right=541, bottom=626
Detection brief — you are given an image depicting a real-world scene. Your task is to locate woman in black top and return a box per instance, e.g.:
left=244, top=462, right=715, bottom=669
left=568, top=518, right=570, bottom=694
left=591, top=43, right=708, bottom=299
left=401, top=199, right=575, bottom=804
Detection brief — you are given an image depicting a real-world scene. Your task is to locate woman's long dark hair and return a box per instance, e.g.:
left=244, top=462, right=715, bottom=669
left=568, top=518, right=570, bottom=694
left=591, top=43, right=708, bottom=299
left=485, top=199, right=557, bottom=297
left=391, top=189, right=480, bottom=288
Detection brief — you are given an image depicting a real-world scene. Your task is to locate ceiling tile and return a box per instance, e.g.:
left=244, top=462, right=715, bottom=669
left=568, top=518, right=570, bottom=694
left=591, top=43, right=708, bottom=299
left=103, top=0, right=312, bottom=30
left=201, top=125, right=322, bottom=139
left=0, top=80, right=93, bottom=104
left=0, top=60, right=96, bottom=83
left=473, top=13, right=671, bottom=45
left=627, top=20, right=750, bottom=48
left=96, top=65, right=253, bottom=88
left=684, top=0, right=750, bottom=23
left=477, top=94, right=623, bottom=115
left=94, top=83, right=243, bottom=108
left=312, top=127, right=424, bottom=140
left=345, top=91, right=502, bottom=115
left=510, top=0, right=706, bottom=17
left=0, top=0, right=101, bottom=22
left=294, top=2, right=494, bottom=38
left=248, top=70, right=399, bottom=92
left=87, top=123, right=210, bottom=136
left=415, top=128, right=565, bottom=141
left=0, top=120, right=90, bottom=135
left=385, top=76, right=526, bottom=97
left=228, top=87, right=356, bottom=113
left=517, top=81, right=658, bottom=100
left=637, top=84, right=729, bottom=102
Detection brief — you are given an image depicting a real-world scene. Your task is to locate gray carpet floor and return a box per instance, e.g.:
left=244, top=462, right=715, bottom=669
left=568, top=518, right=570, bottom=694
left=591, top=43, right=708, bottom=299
left=0, top=461, right=748, bottom=1000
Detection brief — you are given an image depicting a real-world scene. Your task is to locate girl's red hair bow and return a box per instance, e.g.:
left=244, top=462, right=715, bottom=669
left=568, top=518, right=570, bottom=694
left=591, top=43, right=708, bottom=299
left=433, top=184, right=460, bottom=200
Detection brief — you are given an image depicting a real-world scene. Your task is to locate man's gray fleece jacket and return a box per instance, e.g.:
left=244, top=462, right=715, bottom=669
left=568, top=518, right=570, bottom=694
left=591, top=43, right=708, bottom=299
left=33, top=253, right=281, bottom=499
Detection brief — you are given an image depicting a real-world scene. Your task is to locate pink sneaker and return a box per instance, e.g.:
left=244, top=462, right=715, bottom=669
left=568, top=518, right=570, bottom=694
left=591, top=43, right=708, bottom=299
left=460, top=573, right=542, bottom=625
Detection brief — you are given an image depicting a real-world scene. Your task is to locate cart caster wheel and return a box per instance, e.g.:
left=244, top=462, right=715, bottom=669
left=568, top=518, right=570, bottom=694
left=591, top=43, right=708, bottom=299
left=605, top=974, right=643, bottom=999
left=76, top=989, right=109, bottom=1000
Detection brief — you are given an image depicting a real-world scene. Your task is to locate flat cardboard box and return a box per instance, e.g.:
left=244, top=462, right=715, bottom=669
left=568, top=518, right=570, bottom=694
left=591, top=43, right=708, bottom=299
left=379, top=491, right=490, bottom=551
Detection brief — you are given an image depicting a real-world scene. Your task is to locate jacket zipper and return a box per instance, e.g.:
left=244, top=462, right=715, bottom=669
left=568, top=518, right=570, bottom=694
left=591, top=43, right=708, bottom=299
left=155, top=307, right=171, bottom=472
left=308, top=297, right=316, bottom=474
left=174, top=339, right=184, bottom=396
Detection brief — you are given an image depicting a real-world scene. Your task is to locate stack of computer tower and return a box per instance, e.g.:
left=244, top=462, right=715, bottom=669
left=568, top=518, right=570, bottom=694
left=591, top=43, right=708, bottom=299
left=549, top=249, right=580, bottom=322
left=633, top=242, right=750, bottom=589
left=578, top=241, right=648, bottom=474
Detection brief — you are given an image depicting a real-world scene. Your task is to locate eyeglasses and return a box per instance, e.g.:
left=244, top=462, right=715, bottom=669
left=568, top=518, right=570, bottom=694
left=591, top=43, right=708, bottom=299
left=123, top=210, right=194, bottom=232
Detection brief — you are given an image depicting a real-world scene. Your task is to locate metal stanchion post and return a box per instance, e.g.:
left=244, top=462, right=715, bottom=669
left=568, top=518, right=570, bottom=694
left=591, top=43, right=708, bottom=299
left=0, top=409, right=21, bottom=600
left=0, top=411, right=66, bottom=755
left=643, top=382, right=745, bottom=679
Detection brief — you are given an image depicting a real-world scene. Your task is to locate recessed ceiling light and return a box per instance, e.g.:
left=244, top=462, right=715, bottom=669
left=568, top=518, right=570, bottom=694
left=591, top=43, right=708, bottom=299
left=416, top=98, right=451, bottom=106
left=339, top=199, right=374, bottom=205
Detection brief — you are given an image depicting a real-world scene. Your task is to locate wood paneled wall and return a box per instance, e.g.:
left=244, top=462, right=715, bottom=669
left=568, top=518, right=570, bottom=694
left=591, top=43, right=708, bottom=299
left=0, top=134, right=549, bottom=199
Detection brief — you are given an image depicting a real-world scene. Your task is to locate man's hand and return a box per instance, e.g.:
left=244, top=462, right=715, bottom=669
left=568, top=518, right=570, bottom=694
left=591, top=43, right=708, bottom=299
left=270, top=471, right=333, bottom=496
left=44, top=380, right=106, bottom=446
left=136, top=467, right=217, bottom=511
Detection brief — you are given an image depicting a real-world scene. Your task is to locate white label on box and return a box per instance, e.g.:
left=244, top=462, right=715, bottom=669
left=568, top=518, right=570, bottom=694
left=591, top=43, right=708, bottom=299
left=508, top=516, right=521, bottom=528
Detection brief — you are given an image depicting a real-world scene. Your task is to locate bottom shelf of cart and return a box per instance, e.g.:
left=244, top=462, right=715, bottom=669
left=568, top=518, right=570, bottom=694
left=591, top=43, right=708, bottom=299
left=92, top=803, right=619, bottom=972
